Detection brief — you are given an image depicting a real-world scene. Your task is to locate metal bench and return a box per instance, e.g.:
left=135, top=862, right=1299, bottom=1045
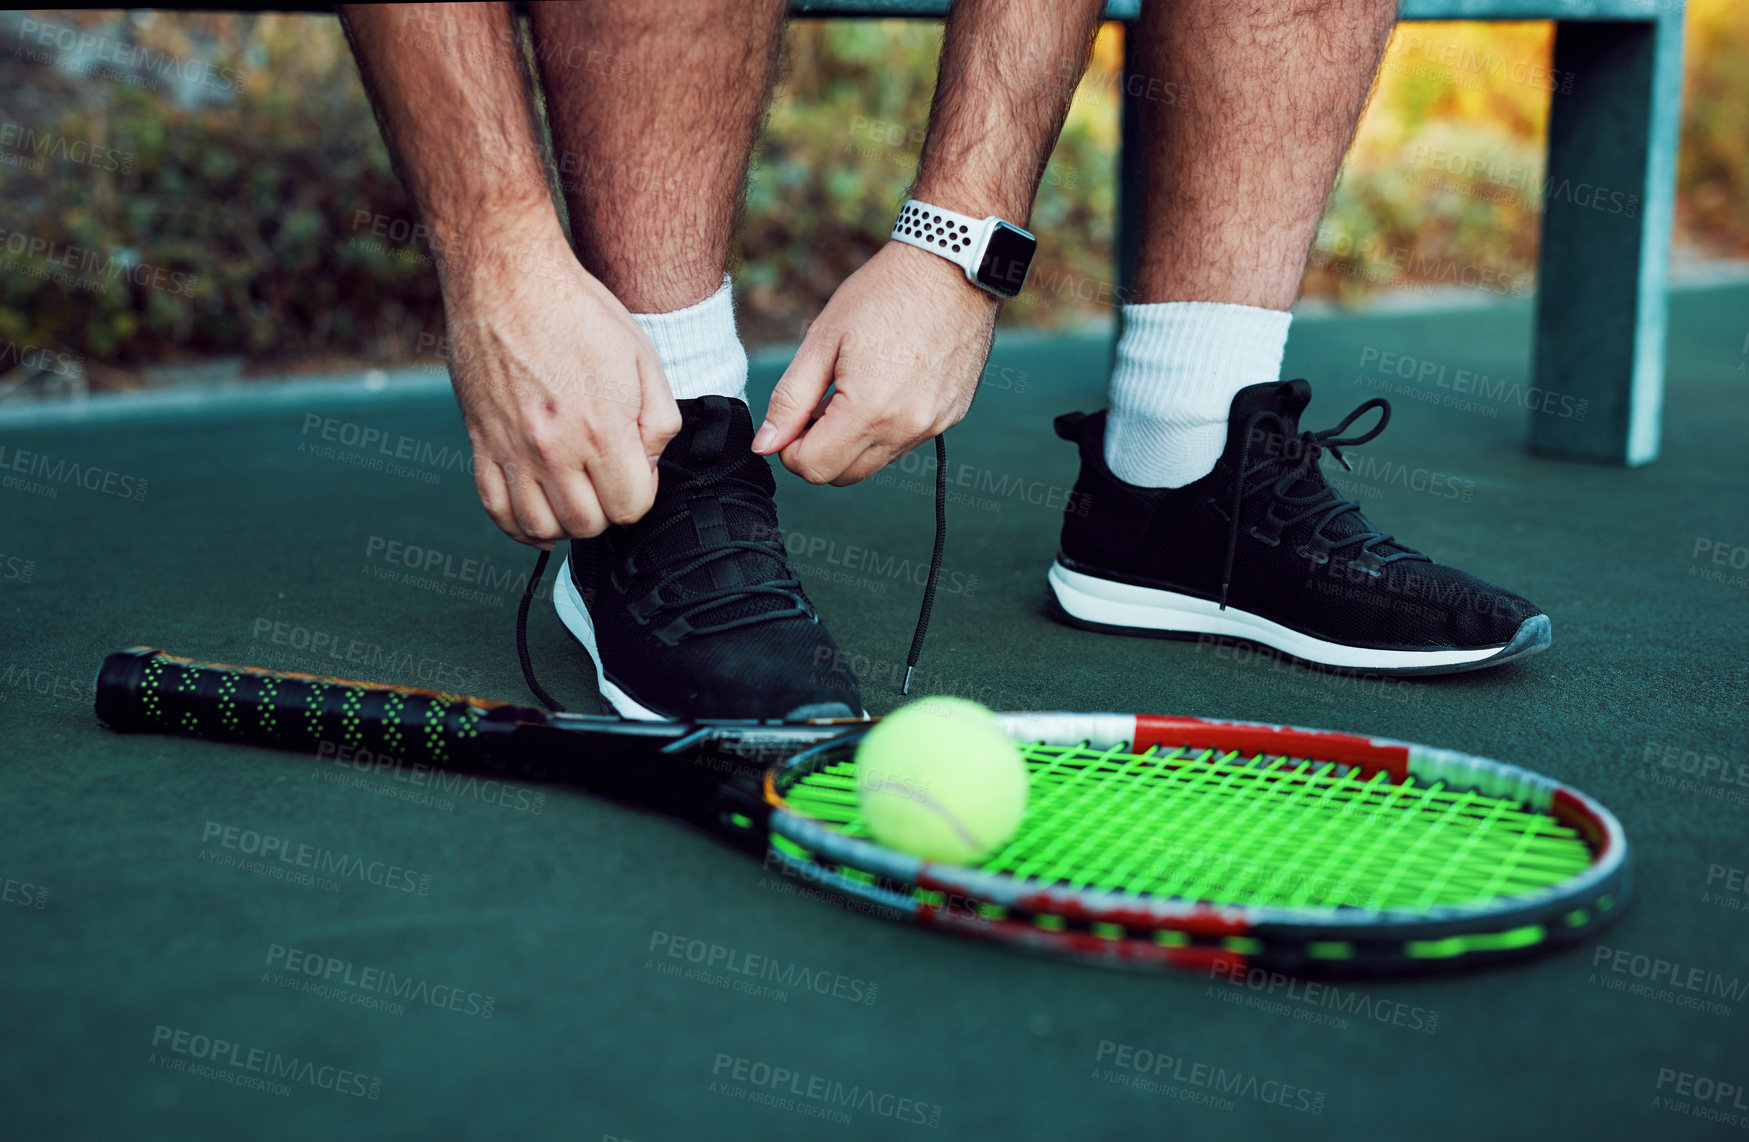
left=794, top=0, right=1687, bottom=466
left=183, top=0, right=1687, bottom=465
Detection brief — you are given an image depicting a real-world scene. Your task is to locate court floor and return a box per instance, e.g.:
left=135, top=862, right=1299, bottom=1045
left=3, top=286, right=1747, bottom=1140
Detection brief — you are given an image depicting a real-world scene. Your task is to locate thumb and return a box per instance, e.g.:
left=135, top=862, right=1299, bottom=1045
left=756, top=329, right=840, bottom=455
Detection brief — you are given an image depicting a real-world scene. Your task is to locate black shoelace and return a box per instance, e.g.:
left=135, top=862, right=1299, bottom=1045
left=904, top=434, right=948, bottom=696
left=616, top=448, right=814, bottom=641
left=1218, top=398, right=1429, bottom=610
left=515, top=434, right=949, bottom=712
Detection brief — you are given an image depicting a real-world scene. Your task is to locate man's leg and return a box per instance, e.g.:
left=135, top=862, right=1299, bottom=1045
left=529, top=0, right=784, bottom=404
left=1107, top=0, right=1393, bottom=487
left=1049, top=0, right=1550, bottom=675
left=524, top=2, right=861, bottom=721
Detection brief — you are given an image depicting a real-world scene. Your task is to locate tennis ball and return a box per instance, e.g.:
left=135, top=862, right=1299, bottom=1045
left=855, top=696, right=1027, bottom=866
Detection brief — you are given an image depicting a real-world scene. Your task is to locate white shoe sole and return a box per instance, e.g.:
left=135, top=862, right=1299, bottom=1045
left=1048, top=560, right=1549, bottom=675
left=553, top=556, right=668, bottom=722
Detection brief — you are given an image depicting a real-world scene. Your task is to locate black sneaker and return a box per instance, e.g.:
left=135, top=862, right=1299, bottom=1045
left=1047, top=379, right=1551, bottom=675
left=555, top=396, right=862, bottom=720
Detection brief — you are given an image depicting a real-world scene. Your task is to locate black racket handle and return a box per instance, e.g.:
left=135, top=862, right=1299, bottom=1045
left=94, top=647, right=536, bottom=770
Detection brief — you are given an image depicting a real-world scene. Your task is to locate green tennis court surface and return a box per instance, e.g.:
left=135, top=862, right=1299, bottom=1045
left=4, top=286, right=1747, bottom=1140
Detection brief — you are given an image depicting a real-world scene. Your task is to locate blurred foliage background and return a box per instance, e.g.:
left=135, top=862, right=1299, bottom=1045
left=0, top=4, right=1744, bottom=394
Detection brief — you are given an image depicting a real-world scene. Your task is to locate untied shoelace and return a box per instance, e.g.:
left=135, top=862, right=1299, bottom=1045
left=514, top=435, right=949, bottom=713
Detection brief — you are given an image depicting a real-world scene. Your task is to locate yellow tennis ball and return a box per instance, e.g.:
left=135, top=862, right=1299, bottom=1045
left=854, top=697, right=1028, bottom=865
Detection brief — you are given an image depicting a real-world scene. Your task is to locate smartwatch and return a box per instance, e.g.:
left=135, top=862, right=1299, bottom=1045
left=889, top=199, right=1037, bottom=300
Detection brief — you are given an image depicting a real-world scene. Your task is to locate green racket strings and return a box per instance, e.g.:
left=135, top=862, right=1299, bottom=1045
left=781, top=742, right=1596, bottom=912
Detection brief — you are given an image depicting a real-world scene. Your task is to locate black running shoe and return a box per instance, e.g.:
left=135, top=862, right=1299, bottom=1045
left=556, top=396, right=862, bottom=720
left=1047, top=379, right=1550, bottom=675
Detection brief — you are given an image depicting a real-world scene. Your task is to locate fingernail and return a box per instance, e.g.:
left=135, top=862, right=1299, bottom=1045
left=751, top=421, right=776, bottom=453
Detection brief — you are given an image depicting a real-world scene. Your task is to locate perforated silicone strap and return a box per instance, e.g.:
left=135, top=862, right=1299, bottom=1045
left=890, top=199, right=985, bottom=279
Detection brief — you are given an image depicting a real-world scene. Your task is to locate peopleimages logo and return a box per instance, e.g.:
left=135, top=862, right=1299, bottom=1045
left=1638, top=739, right=1749, bottom=806
left=1642, top=740, right=1749, bottom=787
left=751, top=526, right=979, bottom=598
left=300, top=414, right=475, bottom=476
left=709, top=1052, right=942, bottom=1128
left=1355, top=347, right=1588, bottom=421
left=149, top=1025, right=380, bottom=1099
left=1589, top=944, right=1743, bottom=1016
left=0, top=336, right=81, bottom=380
left=263, top=944, right=496, bottom=1019
left=0, top=443, right=148, bottom=501
left=0, top=121, right=135, bottom=172
left=1657, top=1068, right=1749, bottom=1109
left=873, top=448, right=1091, bottom=516
left=1207, top=963, right=1439, bottom=1033
left=16, top=18, right=249, bottom=93
left=0, top=553, right=36, bottom=583
left=252, top=617, right=475, bottom=689
left=314, top=740, right=546, bottom=816
left=647, top=930, right=879, bottom=1006
left=0, top=661, right=94, bottom=705
left=2, top=874, right=49, bottom=910
left=199, top=821, right=432, bottom=896
left=1093, top=1040, right=1326, bottom=1114
left=363, top=536, right=537, bottom=595
left=0, top=229, right=200, bottom=296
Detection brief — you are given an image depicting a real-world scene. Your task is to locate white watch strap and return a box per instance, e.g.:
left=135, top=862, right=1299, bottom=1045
left=890, top=199, right=986, bottom=279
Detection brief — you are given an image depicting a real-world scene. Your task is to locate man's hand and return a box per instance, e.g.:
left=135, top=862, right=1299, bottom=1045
left=749, top=0, right=1101, bottom=486
left=441, top=219, right=682, bottom=548
left=753, top=242, right=998, bottom=486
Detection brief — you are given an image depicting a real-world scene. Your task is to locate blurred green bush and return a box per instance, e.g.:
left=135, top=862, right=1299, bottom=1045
left=0, top=7, right=1742, bottom=385
left=0, top=13, right=436, bottom=375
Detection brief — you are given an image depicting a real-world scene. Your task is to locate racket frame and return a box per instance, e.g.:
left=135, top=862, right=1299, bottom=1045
left=95, top=649, right=1629, bottom=975
left=758, top=713, right=1629, bottom=975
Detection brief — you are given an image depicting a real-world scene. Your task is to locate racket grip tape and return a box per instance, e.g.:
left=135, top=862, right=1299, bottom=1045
left=95, top=647, right=525, bottom=769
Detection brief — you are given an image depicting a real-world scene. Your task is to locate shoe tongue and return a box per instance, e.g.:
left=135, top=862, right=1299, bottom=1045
left=675, top=395, right=752, bottom=463
left=1222, top=379, right=1312, bottom=460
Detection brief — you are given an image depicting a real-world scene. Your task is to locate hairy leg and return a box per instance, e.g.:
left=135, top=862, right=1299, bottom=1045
left=527, top=0, right=788, bottom=314
left=1129, top=0, right=1397, bottom=308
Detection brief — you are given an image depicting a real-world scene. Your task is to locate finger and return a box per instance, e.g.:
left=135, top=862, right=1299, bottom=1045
left=830, top=441, right=906, bottom=487
left=635, top=352, right=681, bottom=470
left=804, top=387, right=835, bottom=423
left=505, top=467, right=566, bottom=550
left=540, top=467, right=609, bottom=539
left=586, top=420, right=660, bottom=528
left=757, top=329, right=840, bottom=454
left=475, top=455, right=542, bottom=545
left=780, top=392, right=877, bottom=486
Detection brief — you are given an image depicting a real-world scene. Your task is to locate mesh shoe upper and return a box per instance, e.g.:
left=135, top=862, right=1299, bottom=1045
left=1056, top=380, right=1542, bottom=651
left=570, top=396, right=861, bottom=719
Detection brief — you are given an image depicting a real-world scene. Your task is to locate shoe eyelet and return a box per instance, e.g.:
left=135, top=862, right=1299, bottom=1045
left=612, top=551, right=646, bottom=592
left=1295, top=545, right=1330, bottom=566
left=653, top=617, right=692, bottom=646
left=1248, top=525, right=1281, bottom=548
left=1347, top=559, right=1382, bottom=579
left=628, top=585, right=668, bottom=623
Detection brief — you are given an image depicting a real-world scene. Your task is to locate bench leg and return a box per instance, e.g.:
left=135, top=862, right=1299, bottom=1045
left=1529, top=16, right=1685, bottom=466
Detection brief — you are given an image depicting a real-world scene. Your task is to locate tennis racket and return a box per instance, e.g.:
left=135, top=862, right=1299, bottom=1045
left=94, top=647, right=1629, bottom=976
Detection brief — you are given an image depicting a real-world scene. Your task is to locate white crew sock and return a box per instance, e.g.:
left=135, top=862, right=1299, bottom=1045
left=631, top=275, right=748, bottom=404
left=1104, top=300, right=1292, bottom=488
